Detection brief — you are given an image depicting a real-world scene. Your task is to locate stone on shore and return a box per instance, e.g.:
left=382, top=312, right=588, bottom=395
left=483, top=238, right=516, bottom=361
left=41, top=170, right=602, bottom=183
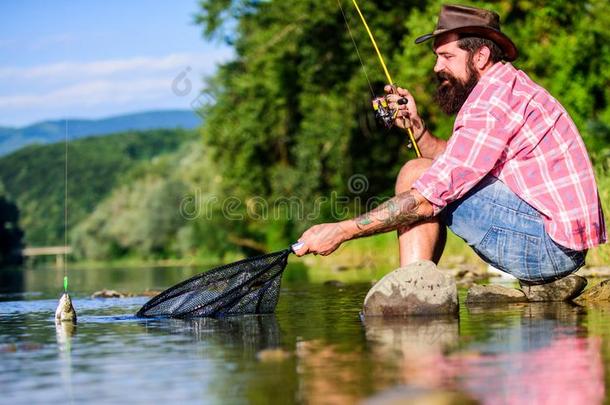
left=520, top=275, right=587, bottom=302
left=465, top=284, right=528, bottom=304
left=362, top=260, right=458, bottom=317
left=91, top=289, right=125, bottom=298
left=574, top=279, right=610, bottom=305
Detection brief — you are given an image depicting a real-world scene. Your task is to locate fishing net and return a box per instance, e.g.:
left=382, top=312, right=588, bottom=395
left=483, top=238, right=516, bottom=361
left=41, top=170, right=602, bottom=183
left=136, top=248, right=292, bottom=318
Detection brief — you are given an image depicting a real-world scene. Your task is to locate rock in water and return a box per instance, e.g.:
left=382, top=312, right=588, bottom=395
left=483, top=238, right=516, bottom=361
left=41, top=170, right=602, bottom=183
left=520, top=274, right=587, bottom=302
left=574, top=279, right=610, bottom=304
left=91, top=289, right=125, bottom=298
left=465, top=284, right=528, bottom=304
left=362, top=260, right=458, bottom=317
left=256, top=348, right=291, bottom=362
left=55, top=293, right=77, bottom=324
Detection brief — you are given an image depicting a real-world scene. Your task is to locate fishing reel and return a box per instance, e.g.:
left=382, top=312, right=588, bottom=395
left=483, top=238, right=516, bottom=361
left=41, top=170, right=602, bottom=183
left=372, top=96, right=408, bottom=128
left=372, top=96, right=417, bottom=149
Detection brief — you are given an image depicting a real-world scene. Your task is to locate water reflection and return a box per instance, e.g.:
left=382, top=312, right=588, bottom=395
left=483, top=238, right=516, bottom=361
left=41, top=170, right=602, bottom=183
left=460, top=335, right=604, bottom=404
left=295, top=339, right=378, bottom=404
left=363, top=303, right=605, bottom=404
left=458, top=303, right=604, bottom=404
left=55, top=321, right=76, bottom=347
left=1, top=272, right=610, bottom=404
left=364, top=316, right=460, bottom=388
left=362, top=316, right=477, bottom=404
left=143, top=314, right=281, bottom=351
left=55, top=321, right=76, bottom=404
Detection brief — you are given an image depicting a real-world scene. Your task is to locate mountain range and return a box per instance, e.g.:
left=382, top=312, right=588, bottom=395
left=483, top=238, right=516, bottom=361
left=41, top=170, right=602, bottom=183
left=0, top=109, right=201, bottom=156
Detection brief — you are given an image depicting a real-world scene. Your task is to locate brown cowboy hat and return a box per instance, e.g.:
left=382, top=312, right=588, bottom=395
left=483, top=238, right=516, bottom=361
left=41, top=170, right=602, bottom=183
left=415, top=4, right=518, bottom=61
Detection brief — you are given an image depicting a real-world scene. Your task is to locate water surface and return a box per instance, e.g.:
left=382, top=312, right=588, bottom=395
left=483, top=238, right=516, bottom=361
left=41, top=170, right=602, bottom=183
left=1, top=265, right=608, bottom=404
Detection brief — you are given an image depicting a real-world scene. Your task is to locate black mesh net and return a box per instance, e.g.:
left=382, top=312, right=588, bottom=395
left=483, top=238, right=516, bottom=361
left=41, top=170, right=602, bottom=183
left=136, top=248, right=292, bottom=318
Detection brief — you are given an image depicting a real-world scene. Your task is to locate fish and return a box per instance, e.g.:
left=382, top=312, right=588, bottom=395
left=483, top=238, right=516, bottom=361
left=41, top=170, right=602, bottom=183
left=55, top=293, right=77, bottom=324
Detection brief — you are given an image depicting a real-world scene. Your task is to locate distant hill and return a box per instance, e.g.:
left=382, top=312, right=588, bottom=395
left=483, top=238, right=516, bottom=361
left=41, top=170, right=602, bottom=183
left=0, top=110, right=201, bottom=156
left=0, top=128, right=196, bottom=246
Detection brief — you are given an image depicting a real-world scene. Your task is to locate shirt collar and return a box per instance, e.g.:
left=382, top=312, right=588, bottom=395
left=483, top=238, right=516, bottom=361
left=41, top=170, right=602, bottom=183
left=477, top=62, right=513, bottom=87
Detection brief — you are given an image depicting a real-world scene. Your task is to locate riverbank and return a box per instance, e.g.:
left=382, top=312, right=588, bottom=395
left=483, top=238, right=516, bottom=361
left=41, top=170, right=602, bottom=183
left=28, top=224, right=609, bottom=275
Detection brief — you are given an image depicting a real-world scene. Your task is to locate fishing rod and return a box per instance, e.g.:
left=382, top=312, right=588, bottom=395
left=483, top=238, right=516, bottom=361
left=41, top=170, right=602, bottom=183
left=341, top=0, right=422, bottom=157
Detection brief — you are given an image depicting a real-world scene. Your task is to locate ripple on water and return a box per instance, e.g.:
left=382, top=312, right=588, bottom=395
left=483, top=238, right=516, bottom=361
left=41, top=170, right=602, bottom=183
left=0, top=283, right=610, bottom=404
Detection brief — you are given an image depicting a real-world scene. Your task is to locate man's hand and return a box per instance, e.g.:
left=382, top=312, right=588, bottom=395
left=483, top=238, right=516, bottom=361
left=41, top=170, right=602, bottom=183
left=384, top=85, right=427, bottom=139
left=294, top=190, right=434, bottom=257
left=294, top=221, right=353, bottom=257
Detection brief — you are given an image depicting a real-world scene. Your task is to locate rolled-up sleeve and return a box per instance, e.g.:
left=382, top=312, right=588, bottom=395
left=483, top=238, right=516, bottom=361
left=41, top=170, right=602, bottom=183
left=413, top=104, right=513, bottom=215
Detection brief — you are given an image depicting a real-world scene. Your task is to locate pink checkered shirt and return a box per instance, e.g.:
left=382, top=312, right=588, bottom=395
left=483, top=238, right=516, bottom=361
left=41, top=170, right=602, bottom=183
left=413, top=62, right=606, bottom=251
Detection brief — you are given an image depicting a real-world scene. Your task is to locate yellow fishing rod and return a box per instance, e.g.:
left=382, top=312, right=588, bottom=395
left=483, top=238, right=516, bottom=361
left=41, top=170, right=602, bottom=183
left=350, top=0, right=422, bottom=157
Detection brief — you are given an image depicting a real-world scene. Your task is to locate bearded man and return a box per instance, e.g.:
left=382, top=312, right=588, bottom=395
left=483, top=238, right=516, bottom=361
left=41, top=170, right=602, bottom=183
left=295, top=4, right=606, bottom=298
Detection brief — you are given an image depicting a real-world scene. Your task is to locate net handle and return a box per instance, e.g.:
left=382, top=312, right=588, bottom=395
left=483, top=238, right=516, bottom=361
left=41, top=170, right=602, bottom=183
left=290, top=242, right=304, bottom=253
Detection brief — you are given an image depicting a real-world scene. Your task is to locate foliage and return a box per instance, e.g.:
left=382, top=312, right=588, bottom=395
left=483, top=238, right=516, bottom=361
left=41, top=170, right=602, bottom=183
left=72, top=140, right=243, bottom=261
left=195, top=0, right=422, bottom=248
left=0, top=192, right=24, bottom=266
left=195, top=0, right=610, bottom=252
left=0, top=129, right=195, bottom=246
left=7, top=1, right=610, bottom=264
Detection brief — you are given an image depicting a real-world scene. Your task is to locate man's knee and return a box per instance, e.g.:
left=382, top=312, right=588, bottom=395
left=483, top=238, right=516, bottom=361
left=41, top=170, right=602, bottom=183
left=395, top=158, right=434, bottom=194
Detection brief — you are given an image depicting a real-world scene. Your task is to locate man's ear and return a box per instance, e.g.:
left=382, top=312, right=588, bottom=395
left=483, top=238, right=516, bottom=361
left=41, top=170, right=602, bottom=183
left=475, top=46, right=492, bottom=69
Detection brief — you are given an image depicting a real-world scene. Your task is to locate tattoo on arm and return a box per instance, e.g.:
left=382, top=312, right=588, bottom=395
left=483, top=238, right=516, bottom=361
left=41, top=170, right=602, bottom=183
left=358, top=213, right=372, bottom=227
left=354, top=191, right=425, bottom=237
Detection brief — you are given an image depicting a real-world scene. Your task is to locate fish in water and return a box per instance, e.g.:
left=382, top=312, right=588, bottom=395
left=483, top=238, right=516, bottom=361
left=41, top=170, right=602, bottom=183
left=55, top=293, right=77, bottom=324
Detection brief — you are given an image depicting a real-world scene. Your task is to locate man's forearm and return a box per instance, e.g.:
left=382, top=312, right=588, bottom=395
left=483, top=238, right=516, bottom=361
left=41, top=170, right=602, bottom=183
left=412, top=128, right=446, bottom=159
left=343, top=189, right=433, bottom=240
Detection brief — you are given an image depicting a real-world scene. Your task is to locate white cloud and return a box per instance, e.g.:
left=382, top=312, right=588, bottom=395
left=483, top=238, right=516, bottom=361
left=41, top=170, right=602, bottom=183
left=0, top=77, right=171, bottom=109
left=0, top=51, right=230, bottom=80
left=0, top=50, right=233, bottom=126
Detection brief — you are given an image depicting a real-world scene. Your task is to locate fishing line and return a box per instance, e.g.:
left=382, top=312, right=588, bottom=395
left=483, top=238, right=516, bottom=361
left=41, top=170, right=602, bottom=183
left=64, top=120, right=69, bottom=293
left=341, top=0, right=422, bottom=157
left=336, top=0, right=375, bottom=97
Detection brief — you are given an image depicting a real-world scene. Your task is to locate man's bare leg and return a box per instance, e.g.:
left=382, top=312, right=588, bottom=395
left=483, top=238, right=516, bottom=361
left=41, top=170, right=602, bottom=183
left=395, top=158, right=446, bottom=266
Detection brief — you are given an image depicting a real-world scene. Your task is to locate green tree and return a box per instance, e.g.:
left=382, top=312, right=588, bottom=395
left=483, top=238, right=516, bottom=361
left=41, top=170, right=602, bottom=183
left=0, top=129, right=195, bottom=247
left=195, top=0, right=422, bottom=248
left=72, top=140, right=240, bottom=261
left=0, top=193, right=24, bottom=266
left=195, top=0, right=610, bottom=250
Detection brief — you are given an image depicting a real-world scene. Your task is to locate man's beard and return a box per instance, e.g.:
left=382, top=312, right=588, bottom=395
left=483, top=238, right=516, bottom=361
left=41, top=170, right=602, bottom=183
left=434, top=59, right=479, bottom=115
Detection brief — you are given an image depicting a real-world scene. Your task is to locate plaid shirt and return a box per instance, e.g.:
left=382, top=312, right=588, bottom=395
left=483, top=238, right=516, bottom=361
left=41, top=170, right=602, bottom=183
left=413, top=62, right=606, bottom=251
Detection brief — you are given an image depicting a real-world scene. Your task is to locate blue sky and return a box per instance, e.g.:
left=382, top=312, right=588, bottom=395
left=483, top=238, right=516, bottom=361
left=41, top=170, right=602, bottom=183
left=0, top=0, right=232, bottom=127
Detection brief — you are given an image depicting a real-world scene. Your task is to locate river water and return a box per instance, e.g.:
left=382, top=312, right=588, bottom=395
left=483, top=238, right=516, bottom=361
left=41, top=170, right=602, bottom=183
left=1, top=265, right=608, bottom=404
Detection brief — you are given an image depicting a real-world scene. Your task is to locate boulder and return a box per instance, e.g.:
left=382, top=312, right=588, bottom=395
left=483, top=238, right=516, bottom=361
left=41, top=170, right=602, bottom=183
left=465, top=284, right=528, bottom=304
left=520, top=275, right=587, bottom=302
left=362, top=260, right=458, bottom=317
left=574, top=279, right=610, bottom=304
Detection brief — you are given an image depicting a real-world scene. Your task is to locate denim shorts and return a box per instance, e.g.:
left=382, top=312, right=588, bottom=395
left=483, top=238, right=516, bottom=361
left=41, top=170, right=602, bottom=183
left=443, top=176, right=586, bottom=284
